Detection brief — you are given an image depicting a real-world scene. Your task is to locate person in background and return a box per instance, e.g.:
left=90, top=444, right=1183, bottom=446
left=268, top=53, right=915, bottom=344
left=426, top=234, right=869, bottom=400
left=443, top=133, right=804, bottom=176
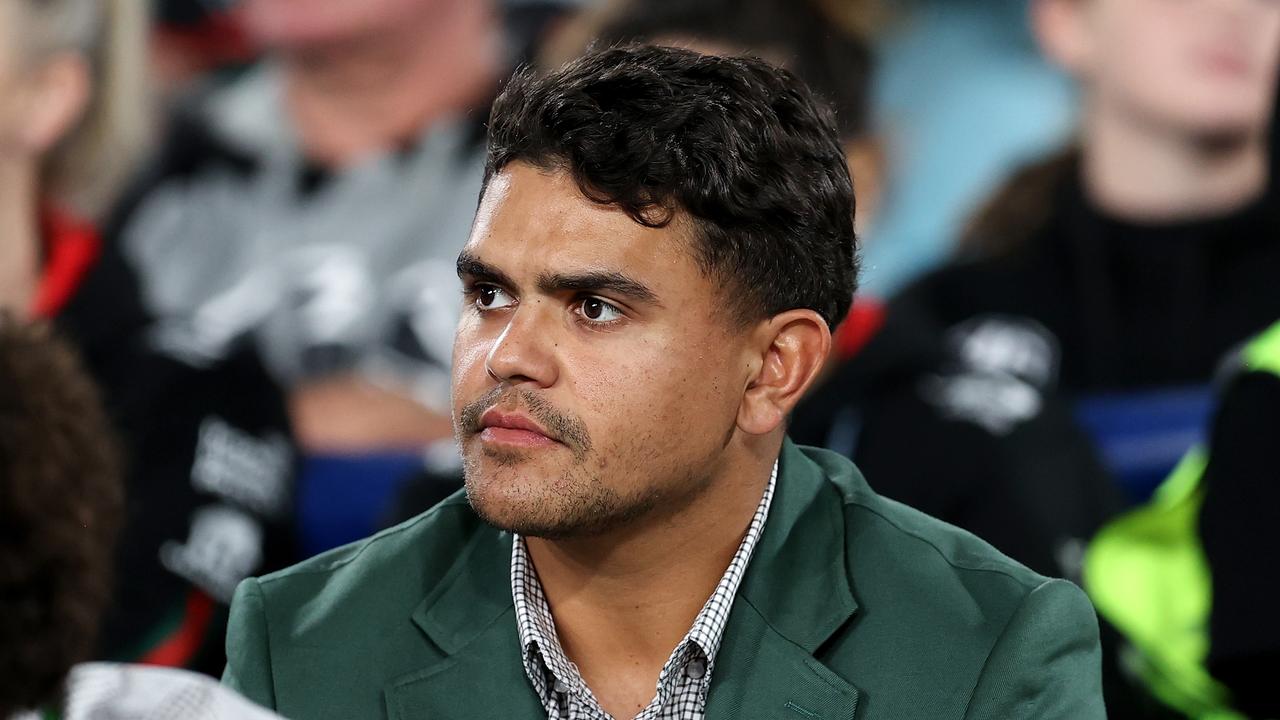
left=0, top=0, right=296, bottom=677
left=1195, top=321, right=1280, bottom=717
left=1086, top=318, right=1280, bottom=720
left=858, top=0, right=1077, bottom=298
left=794, top=0, right=1280, bottom=714
left=936, top=0, right=1278, bottom=493
left=0, top=317, right=283, bottom=720
left=111, top=0, right=509, bottom=454
left=0, top=0, right=147, bottom=315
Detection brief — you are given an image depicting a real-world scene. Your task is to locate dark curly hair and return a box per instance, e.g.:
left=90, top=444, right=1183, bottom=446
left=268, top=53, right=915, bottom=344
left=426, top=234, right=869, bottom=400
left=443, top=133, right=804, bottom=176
left=484, top=44, right=858, bottom=328
left=0, top=316, right=122, bottom=718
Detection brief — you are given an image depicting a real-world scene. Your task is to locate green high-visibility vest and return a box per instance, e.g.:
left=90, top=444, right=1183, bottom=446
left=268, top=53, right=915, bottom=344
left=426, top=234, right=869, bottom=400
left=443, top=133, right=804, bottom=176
left=1084, top=320, right=1280, bottom=719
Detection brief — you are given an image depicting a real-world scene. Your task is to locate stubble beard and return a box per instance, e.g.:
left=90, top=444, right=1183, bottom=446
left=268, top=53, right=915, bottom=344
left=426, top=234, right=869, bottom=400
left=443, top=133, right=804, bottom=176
left=462, top=442, right=666, bottom=540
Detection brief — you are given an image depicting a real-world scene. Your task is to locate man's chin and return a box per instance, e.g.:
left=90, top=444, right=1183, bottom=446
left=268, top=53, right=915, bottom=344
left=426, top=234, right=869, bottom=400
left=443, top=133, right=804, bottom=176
left=463, top=482, right=582, bottom=540
left=463, top=469, right=661, bottom=542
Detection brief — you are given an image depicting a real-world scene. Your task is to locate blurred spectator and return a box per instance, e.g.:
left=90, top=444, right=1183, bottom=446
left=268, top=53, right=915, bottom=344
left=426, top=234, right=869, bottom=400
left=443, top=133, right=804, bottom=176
left=1087, top=319, right=1280, bottom=719
left=1, top=0, right=296, bottom=676
left=112, top=0, right=509, bottom=454
left=799, top=0, right=1280, bottom=557
left=1197, top=321, right=1280, bottom=717
left=0, top=0, right=148, bottom=314
left=959, top=0, right=1279, bottom=496
left=0, top=316, right=280, bottom=720
left=0, top=313, right=118, bottom=716
left=795, top=0, right=1279, bottom=714
left=859, top=0, right=1076, bottom=297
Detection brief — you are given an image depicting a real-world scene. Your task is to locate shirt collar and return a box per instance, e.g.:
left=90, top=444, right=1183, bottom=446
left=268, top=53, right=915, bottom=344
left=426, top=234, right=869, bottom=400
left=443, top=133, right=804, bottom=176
left=510, top=459, right=779, bottom=715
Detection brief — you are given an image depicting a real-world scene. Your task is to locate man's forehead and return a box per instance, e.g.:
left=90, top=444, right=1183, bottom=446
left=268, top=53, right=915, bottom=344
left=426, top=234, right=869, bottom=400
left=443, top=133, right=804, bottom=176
left=465, top=163, right=695, bottom=283
left=474, top=163, right=641, bottom=234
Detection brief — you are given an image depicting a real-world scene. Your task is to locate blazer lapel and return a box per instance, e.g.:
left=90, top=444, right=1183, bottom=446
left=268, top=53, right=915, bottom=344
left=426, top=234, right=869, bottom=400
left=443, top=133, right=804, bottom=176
left=384, top=525, right=544, bottom=719
left=706, top=439, right=862, bottom=719
left=705, top=599, right=859, bottom=720
left=384, top=608, right=544, bottom=719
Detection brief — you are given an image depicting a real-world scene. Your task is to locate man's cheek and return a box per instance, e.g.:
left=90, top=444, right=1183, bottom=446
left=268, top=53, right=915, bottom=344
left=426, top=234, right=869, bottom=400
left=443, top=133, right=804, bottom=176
left=569, top=349, right=664, bottom=416
left=451, top=331, right=491, bottom=384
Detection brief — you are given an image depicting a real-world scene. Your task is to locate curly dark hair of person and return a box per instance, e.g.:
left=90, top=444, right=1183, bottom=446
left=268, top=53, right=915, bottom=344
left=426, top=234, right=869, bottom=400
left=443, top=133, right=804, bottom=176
left=484, top=44, right=859, bottom=328
left=0, top=315, right=122, bottom=718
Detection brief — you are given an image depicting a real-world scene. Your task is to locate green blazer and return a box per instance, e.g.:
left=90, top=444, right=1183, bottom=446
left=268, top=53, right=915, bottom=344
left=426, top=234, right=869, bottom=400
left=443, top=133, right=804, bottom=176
left=223, top=441, right=1105, bottom=718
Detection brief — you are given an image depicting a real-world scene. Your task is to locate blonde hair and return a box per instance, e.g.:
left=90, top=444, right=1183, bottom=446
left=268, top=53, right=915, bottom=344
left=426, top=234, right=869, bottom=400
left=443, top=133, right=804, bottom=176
left=17, top=0, right=150, bottom=221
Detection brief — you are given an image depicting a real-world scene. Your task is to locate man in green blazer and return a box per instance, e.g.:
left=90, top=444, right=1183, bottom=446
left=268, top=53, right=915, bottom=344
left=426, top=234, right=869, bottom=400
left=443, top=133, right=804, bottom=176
left=224, top=45, right=1104, bottom=719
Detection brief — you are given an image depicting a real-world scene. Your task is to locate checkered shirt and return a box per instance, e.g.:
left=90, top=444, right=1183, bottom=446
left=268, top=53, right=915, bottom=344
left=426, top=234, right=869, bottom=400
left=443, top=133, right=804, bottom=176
left=511, top=461, right=778, bottom=720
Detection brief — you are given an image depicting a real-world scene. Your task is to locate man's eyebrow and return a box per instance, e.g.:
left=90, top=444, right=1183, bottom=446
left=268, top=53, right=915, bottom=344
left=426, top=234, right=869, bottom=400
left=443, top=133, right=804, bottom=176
left=456, top=252, right=517, bottom=289
left=536, top=270, right=661, bottom=306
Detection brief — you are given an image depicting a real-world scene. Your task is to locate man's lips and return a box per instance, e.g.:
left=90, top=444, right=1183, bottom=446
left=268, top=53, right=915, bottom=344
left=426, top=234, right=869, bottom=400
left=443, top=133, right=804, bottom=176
left=477, top=409, right=562, bottom=448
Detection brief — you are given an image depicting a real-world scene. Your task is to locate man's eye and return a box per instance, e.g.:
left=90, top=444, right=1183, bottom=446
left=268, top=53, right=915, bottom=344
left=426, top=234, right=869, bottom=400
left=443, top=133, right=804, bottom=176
left=577, top=297, right=623, bottom=323
left=474, top=285, right=515, bottom=310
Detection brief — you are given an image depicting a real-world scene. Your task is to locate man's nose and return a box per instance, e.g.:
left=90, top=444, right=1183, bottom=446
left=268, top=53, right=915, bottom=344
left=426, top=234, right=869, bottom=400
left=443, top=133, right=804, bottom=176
left=484, top=302, right=559, bottom=388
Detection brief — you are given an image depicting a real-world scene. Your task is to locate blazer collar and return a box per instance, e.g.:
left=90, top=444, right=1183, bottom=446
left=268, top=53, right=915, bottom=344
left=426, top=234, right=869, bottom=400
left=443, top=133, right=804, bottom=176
left=388, top=524, right=543, bottom=718
left=739, top=438, right=859, bottom=652
left=701, top=439, right=862, bottom=718
left=411, top=523, right=514, bottom=654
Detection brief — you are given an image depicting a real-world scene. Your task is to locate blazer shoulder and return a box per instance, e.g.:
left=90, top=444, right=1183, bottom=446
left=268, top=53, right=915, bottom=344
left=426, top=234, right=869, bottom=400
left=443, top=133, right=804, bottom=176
left=802, top=444, right=1048, bottom=592
left=225, top=494, right=516, bottom=716
left=794, top=446, right=1103, bottom=715
left=265, top=493, right=477, bottom=579
left=796, top=444, right=1060, bottom=650
left=251, top=493, right=494, bottom=638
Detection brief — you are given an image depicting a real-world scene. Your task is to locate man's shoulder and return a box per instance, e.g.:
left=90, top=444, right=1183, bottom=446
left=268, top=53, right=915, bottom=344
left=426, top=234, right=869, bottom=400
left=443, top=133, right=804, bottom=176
left=793, top=445, right=1102, bottom=715
left=224, top=493, right=513, bottom=714
left=252, top=492, right=495, bottom=630
left=800, top=444, right=1071, bottom=616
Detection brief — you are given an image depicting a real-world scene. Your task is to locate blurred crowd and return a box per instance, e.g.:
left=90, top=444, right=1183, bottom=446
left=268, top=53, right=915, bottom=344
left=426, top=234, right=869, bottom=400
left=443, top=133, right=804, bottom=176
left=1, top=0, right=1277, bottom=718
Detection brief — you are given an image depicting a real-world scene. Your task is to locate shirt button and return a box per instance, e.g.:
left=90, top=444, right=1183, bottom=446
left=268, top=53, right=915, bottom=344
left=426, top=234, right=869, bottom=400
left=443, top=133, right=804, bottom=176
left=554, top=678, right=570, bottom=694
left=685, top=658, right=707, bottom=680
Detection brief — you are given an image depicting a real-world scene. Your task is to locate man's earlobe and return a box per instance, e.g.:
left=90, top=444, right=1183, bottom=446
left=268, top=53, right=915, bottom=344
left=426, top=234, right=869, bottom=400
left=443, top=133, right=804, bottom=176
left=737, top=310, right=832, bottom=436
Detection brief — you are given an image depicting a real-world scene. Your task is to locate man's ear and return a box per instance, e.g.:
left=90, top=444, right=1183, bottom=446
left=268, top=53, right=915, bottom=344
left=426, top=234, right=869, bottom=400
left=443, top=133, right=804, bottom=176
left=737, top=309, right=832, bottom=436
left=1031, top=0, right=1093, bottom=76
left=11, top=52, right=91, bottom=157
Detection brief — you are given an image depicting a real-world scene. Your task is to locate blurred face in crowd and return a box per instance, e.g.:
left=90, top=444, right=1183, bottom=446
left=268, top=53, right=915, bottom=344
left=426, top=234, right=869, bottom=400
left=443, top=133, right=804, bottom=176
left=0, top=0, right=89, bottom=170
left=0, top=0, right=89, bottom=315
left=452, top=163, right=764, bottom=539
left=0, top=0, right=32, bottom=159
left=1037, top=0, right=1280, bottom=138
left=0, top=2, right=25, bottom=313
left=243, top=0, right=464, bottom=49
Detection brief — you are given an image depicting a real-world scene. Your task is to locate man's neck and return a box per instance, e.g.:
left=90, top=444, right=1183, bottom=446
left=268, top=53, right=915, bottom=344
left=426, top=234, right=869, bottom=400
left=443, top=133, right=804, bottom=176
left=1082, top=104, right=1268, bottom=222
left=0, top=163, right=40, bottom=317
left=281, top=0, right=503, bottom=168
left=525, top=442, right=778, bottom=717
